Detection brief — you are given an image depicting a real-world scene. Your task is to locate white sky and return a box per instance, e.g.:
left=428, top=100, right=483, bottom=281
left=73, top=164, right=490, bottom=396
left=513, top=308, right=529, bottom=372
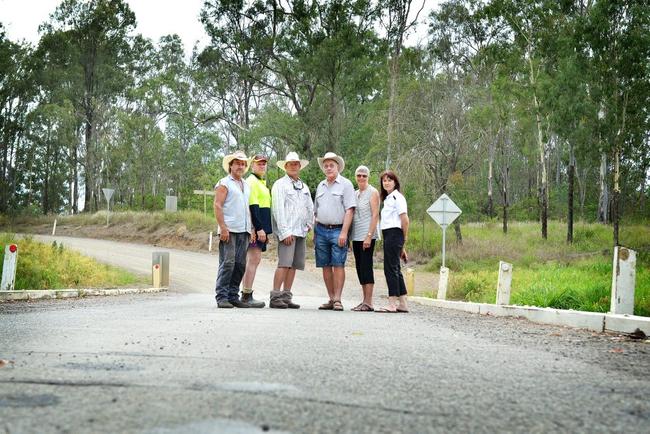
left=0, top=0, right=210, bottom=54
left=0, top=0, right=437, bottom=54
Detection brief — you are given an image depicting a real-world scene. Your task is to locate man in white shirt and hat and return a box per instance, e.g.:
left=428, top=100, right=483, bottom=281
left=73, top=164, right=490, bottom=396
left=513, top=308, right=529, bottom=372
left=270, top=152, right=313, bottom=309
left=213, top=150, right=255, bottom=308
left=313, top=152, right=356, bottom=311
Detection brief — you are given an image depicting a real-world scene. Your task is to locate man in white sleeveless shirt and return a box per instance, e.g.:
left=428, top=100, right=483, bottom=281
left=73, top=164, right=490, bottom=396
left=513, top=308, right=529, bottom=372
left=213, top=151, right=255, bottom=308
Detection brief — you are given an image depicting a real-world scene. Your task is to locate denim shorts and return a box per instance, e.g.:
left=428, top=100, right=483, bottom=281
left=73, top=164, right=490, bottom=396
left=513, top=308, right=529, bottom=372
left=314, top=224, right=348, bottom=267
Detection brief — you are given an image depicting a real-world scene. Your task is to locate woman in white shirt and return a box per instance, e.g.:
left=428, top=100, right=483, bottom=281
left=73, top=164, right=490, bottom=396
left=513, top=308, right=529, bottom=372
left=377, top=170, right=410, bottom=313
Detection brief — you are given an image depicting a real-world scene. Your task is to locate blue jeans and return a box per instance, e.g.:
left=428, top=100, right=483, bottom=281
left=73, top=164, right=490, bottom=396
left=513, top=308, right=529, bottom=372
left=314, top=224, right=348, bottom=267
left=214, top=232, right=249, bottom=303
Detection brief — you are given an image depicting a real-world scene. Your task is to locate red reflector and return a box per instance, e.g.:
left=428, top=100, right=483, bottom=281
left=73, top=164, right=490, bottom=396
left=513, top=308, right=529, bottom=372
left=9, top=244, right=17, bottom=253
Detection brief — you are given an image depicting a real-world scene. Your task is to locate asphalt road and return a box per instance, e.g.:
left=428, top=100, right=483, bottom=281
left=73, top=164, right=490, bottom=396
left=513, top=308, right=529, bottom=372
left=1, top=236, right=649, bottom=433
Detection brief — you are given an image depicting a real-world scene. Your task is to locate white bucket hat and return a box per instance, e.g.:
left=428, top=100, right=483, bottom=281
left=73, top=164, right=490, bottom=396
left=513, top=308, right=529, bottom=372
left=221, top=150, right=250, bottom=173
left=317, top=151, right=345, bottom=173
left=277, top=151, right=309, bottom=171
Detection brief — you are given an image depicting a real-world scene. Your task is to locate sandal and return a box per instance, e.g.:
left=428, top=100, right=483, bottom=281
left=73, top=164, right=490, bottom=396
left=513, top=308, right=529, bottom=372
left=319, top=300, right=334, bottom=310
left=332, top=300, right=344, bottom=311
left=376, top=307, right=398, bottom=313
left=351, top=303, right=374, bottom=312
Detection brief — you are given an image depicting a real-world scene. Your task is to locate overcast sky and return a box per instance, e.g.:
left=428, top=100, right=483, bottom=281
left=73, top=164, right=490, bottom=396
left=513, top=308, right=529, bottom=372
left=0, top=0, right=436, bottom=54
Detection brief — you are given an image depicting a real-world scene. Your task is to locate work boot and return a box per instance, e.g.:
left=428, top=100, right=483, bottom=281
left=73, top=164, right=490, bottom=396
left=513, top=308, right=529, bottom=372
left=281, top=291, right=300, bottom=309
left=269, top=290, right=288, bottom=309
left=241, top=291, right=265, bottom=308
left=230, top=299, right=250, bottom=308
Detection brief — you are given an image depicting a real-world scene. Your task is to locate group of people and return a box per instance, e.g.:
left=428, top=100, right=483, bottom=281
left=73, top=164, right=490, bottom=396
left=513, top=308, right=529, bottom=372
left=213, top=150, right=410, bottom=313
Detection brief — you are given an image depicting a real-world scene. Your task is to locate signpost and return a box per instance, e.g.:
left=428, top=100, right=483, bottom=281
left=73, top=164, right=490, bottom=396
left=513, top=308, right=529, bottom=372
left=102, top=188, right=115, bottom=226
left=193, top=189, right=215, bottom=215
left=427, top=193, right=462, bottom=268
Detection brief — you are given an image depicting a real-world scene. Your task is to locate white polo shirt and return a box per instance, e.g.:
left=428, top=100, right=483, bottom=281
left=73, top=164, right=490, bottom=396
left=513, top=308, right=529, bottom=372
left=380, top=190, right=408, bottom=230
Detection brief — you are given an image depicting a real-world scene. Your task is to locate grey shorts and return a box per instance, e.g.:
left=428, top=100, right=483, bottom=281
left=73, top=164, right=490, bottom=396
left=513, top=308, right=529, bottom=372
left=277, top=236, right=306, bottom=270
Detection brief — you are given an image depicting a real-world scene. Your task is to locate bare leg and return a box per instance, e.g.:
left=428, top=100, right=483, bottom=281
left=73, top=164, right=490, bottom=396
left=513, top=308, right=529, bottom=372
left=361, top=283, right=374, bottom=307
left=283, top=268, right=297, bottom=291
left=332, top=266, right=345, bottom=301
left=273, top=267, right=288, bottom=290
left=397, top=295, right=408, bottom=311
left=322, top=266, right=335, bottom=301
left=388, top=295, right=399, bottom=310
left=242, top=247, right=262, bottom=290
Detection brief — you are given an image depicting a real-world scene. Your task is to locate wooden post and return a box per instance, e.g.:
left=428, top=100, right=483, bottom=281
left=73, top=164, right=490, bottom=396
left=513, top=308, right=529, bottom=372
left=610, top=246, right=636, bottom=315
left=437, top=267, right=449, bottom=300
left=1, top=244, right=18, bottom=291
left=406, top=268, right=415, bottom=296
left=496, top=261, right=513, bottom=305
left=152, top=264, right=161, bottom=289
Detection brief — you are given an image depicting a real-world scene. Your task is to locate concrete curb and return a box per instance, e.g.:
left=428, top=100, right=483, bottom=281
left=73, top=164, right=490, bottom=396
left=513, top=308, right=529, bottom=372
left=0, top=287, right=168, bottom=302
left=411, top=296, right=649, bottom=335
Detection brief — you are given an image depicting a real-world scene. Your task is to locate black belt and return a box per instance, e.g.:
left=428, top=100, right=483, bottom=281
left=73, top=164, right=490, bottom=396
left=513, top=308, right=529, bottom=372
left=317, top=223, right=343, bottom=229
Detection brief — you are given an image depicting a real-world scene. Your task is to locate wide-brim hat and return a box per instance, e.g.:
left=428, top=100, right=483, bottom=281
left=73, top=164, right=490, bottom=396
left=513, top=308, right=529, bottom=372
left=222, top=150, right=250, bottom=173
left=317, top=151, right=345, bottom=173
left=277, top=151, right=309, bottom=171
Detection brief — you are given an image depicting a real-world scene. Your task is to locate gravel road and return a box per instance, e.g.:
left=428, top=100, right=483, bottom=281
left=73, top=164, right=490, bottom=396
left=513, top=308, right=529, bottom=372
left=0, top=236, right=648, bottom=433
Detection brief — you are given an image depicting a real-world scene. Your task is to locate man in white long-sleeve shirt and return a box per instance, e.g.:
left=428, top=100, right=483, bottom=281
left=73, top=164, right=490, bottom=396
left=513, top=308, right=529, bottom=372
left=270, top=152, right=314, bottom=309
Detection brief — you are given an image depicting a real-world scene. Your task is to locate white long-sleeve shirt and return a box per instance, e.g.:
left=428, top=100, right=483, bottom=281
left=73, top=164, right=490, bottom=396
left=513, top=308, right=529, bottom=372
left=271, top=175, right=314, bottom=241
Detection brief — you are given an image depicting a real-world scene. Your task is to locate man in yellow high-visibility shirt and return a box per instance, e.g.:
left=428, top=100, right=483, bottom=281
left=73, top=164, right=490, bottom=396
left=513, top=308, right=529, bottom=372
left=241, top=154, right=272, bottom=307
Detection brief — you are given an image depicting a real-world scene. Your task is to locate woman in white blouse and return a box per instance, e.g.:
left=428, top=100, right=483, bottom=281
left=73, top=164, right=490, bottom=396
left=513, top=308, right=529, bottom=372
left=377, top=170, right=410, bottom=313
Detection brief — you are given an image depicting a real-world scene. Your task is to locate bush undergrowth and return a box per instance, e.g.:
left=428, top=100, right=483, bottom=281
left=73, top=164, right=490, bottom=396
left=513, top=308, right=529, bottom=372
left=0, top=233, right=144, bottom=290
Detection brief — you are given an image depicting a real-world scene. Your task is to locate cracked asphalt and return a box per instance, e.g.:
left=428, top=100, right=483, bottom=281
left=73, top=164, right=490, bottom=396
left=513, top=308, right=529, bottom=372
left=1, top=236, right=649, bottom=433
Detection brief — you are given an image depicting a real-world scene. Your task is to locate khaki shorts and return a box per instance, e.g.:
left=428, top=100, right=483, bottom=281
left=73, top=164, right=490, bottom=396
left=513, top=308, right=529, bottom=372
left=277, top=236, right=306, bottom=270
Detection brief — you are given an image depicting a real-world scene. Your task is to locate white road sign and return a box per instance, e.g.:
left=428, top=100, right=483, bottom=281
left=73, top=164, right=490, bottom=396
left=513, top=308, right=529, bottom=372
left=427, top=194, right=462, bottom=227
left=102, top=188, right=115, bottom=202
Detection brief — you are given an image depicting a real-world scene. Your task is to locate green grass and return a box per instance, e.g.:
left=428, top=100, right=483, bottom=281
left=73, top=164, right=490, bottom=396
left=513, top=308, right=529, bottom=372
left=0, top=233, right=144, bottom=290
left=409, top=220, right=650, bottom=316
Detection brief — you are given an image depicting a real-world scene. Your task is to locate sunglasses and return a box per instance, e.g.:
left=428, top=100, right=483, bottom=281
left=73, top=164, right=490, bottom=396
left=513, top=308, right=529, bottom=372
left=356, top=174, right=368, bottom=178
left=292, top=179, right=304, bottom=190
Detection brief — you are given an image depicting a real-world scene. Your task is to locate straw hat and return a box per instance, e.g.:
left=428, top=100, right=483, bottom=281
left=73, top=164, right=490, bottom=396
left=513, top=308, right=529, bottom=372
left=277, top=151, right=309, bottom=171
left=221, top=150, right=250, bottom=173
left=317, top=151, right=345, bottom=173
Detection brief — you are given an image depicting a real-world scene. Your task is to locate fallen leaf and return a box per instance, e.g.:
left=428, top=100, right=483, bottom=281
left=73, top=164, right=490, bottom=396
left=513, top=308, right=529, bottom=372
left=609, top=348, right=625, bottom=353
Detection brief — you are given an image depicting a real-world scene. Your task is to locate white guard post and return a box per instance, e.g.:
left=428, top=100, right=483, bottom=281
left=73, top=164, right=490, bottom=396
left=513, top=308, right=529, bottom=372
left=1, top=244, right=18, bottom=291
left=437, top=267, right=449, bottom=300
left=610, top=246, right=636, bottom=315
left=496, top=261, right=513, bottom=305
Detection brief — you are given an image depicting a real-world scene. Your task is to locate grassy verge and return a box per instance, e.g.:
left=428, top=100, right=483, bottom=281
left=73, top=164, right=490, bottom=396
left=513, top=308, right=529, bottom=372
left=4, top=210, right=216, bottom=233
left=412, top=220, right=650, bottom=316
left=0, top=234, right=145, bottom=290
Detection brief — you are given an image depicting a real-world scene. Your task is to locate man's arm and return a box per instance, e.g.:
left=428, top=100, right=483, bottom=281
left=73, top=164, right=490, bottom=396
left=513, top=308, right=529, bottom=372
left=214, top=185, right=229, bottom=242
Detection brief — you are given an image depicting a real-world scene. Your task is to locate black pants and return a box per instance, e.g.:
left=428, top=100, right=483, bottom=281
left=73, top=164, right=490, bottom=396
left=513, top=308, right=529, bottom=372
left=352, top=240, right=375, bottom=285
left=382, top=228, right=406, bottom=297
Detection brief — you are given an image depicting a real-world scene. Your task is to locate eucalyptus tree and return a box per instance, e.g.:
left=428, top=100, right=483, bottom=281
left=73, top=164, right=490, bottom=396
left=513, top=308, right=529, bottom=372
left=582, top=0, right=650, bottom=246
left=379, top=0, right=426, bottom=168
left=484, top=0, right=569, bottom=239
left=40, top=0, right=136, bottom=212
left=200, top=0, right=382, bottom=158
left=429, top=0, right=509, bottom=220
left=0, top=26, right=36, bottom=214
